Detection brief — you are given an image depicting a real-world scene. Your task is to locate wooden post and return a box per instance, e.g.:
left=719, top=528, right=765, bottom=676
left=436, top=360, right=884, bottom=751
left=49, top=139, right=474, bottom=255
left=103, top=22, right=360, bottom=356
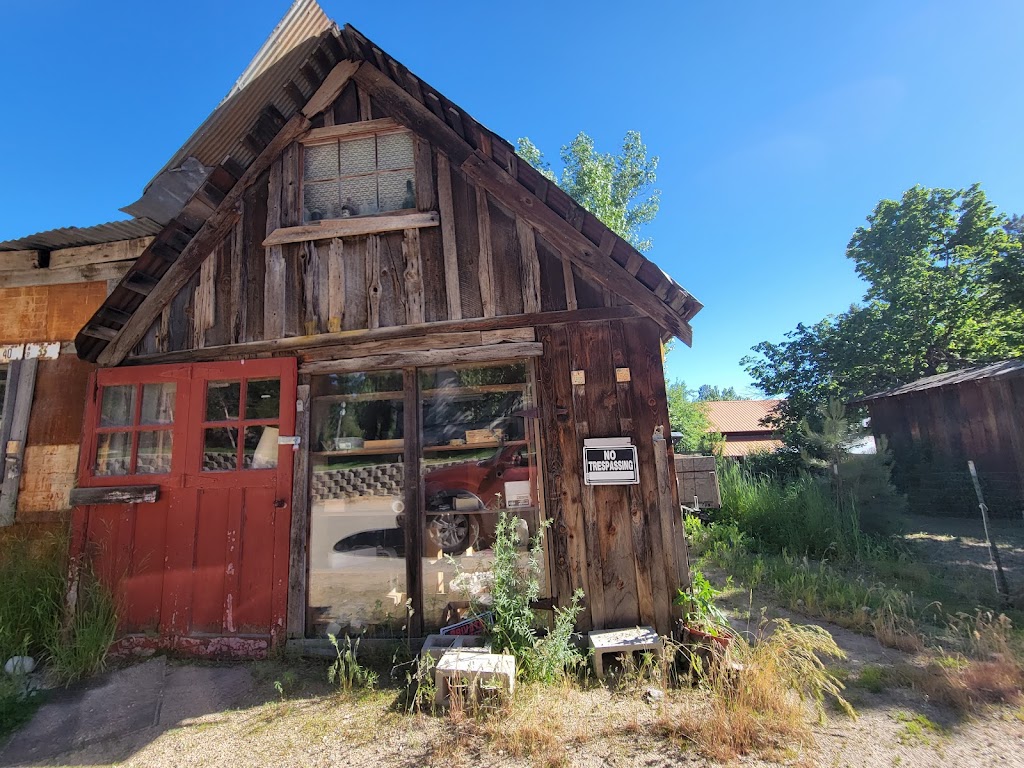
left=968, top=460, right=1011, bottom=605
left=287, top=383, right=312, bottom=638
left=403, top=368, right=424, bottom=637
left=0, top=359, right=38, bottom=526
left=654, top=425, right=690, bottom=596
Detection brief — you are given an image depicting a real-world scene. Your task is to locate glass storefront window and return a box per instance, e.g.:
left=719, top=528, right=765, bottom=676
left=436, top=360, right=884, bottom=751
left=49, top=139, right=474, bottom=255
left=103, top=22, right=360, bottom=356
left=419, top=362, right=544, bottom=631
left=307, top=372, right=407, bottom=638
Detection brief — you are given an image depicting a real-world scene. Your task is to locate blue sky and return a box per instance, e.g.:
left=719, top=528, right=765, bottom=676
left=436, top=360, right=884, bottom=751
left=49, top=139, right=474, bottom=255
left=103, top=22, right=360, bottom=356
left=2, top=1, right=1022, bottom=394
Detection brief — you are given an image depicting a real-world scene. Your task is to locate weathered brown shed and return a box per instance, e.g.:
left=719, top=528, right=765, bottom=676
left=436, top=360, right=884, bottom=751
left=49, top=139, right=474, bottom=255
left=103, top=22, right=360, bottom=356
left=856, top=359, right=1024, bottom=516
left=10, top=1, right=703, bottom=655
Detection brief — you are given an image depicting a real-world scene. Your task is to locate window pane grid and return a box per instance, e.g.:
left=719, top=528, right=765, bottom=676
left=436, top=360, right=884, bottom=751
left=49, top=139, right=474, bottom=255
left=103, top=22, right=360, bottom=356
left=94, top=382, right=176, bottom=476
left=201, top=377, right=281, bottom=472
left=302, top=131, right=416, bottom=223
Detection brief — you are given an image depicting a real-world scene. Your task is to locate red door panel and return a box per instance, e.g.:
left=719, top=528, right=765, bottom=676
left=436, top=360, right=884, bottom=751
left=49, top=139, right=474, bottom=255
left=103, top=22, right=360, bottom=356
left=73, top=358, right=297, bottom=651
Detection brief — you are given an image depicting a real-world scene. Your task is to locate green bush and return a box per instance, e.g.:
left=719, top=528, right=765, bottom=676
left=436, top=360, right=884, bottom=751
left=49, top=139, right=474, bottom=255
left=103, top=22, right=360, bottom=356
left=484, top=513, right=585, bottom=684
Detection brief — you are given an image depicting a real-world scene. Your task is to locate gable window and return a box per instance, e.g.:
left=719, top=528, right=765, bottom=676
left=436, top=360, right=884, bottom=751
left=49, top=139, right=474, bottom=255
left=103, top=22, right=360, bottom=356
left=302, top=129, right=415, bottom=223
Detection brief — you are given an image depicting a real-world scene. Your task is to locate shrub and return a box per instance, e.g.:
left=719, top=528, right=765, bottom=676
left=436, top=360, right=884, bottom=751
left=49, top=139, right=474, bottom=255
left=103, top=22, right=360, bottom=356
left=482, top=513, right=585, bottom=684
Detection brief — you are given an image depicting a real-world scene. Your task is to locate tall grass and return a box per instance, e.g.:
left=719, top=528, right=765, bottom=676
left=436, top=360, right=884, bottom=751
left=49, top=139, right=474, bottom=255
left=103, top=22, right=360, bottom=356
left=0, top=532, right=118, bottom=683
left=715, top=461, right=898, bottom=562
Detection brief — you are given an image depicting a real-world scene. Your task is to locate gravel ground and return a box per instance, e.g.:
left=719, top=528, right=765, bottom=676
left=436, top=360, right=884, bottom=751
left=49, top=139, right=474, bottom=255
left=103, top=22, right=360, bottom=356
left=6, top=515, right=1024, bottom=767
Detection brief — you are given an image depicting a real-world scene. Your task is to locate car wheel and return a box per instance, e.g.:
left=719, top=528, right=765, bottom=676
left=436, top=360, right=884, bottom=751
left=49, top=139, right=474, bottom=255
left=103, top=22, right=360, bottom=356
left=427, top=513, right=480, bottom=555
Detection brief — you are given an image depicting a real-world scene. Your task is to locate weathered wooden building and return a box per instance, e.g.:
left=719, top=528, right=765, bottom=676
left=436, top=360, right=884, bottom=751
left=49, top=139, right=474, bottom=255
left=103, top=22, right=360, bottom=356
left=0, top=224, right=156, bottom=532
left=857, top=359, right=1024, bottom=516
left=10, top=1, right=703, bottom=654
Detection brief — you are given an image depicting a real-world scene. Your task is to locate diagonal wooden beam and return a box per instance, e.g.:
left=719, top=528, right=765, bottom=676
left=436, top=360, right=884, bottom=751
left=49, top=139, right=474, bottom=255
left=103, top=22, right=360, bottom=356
left=461, top=151, right=693, bottom=345
left=352, top=61, right=696, bottom=343
left=96, top=111, right=312, bottom=366
left=301, top=59, right=359, bottom=118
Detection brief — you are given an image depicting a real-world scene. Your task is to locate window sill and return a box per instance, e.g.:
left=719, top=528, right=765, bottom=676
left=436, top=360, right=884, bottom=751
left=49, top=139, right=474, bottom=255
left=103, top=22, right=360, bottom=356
left=263, top=210, right=439, bottom=247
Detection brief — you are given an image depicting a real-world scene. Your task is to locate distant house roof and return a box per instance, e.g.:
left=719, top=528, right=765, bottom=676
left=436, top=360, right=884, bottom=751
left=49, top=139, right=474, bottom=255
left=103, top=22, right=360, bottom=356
left=704, top=399, right=783, bottom=434
left=703, top=399, right=784, bottom=458
left=854, top=359, right=1024, bottom=404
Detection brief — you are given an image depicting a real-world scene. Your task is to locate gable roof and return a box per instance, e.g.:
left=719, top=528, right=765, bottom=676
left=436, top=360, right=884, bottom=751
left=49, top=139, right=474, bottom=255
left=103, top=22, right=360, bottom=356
left=704, top=399, right=782, bottom=434
left=67, top=1, right=701, bottom=363
left=854, top=359, right=1024, bottom=403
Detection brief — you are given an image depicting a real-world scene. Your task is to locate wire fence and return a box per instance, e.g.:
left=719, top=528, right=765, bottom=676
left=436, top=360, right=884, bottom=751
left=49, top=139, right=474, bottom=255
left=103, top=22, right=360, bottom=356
left=896, top=464, right=1024, bottom=521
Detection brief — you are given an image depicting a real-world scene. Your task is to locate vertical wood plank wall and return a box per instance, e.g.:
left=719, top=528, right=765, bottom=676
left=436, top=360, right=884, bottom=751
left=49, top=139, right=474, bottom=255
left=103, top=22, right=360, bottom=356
left=537, top=316, right=685, bottom=635
left=117, top=79, right=689, bottom=635
left=868, top=376, right=1024, bottom=512
left=128, top=81, right=614, bottom=359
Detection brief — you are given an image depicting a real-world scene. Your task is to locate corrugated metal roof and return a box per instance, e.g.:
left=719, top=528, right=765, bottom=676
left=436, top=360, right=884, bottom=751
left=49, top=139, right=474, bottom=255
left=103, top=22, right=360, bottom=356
left=704, top=399, right=783, bottom=434
left=856, top=359, right=1024, bottom=403
left=145, top=0, right=332, bottom=185
left=719, top=438, right=785, bottom=458
left=0, top=217, right=162, bottom=252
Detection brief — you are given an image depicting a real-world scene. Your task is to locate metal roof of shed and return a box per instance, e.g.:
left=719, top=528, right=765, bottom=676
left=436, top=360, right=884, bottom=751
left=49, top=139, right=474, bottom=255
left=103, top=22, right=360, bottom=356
left=0, top=218, right=162, bottom=253
left=855, top=359, right=1024, bottom=403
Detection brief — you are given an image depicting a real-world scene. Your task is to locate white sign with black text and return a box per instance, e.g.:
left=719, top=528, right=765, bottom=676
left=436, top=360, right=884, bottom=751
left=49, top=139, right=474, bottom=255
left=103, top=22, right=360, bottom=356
left=583, top=440, right=640, bottom=486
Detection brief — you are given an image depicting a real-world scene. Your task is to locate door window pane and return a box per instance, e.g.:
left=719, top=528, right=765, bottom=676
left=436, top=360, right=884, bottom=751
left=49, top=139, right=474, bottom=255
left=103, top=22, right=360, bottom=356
left=95, top=432, right=132, bottom=476
left=245, top=425, right=279, bottom=470
left=206, top=381, right=240, bottom=422
left=245, top=379, right=280, bottom=420
left=100, top=385, right=136, bottom=427
left=137, top=431, right=173, bottom=475
left=202, top=427, right=238, bottom=471
left=140, top=383, right=176, bottom=425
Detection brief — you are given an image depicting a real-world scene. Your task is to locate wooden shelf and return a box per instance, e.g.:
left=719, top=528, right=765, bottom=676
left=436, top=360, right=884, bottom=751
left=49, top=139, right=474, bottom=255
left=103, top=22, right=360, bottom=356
left=312, top=440, right=519, bottom=459
left=424, top=440, right=501, bottom=453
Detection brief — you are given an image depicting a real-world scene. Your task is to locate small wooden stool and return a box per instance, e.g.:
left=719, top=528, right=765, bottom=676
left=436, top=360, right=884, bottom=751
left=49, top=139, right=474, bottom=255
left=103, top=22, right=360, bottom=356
left=588, top=626, right=662, bottom=678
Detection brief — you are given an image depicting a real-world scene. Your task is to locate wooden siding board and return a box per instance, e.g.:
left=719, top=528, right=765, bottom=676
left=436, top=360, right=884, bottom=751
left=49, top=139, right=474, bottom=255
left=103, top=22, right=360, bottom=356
left=571, top=264, right=604, bottom=310
left=418, top=225, right=447, bottom=323
left=27, top=356, right=93, bottom=446
left=343, top=236, right=369, bottom=331
left=622, top=316, right=677, bottom=630
left=242, top=170, right=269, bottom=343
left=535, top=323, right=591, bottom=629
left=536, top=236, right=568, bottom=312
left=569, top=320, right=639, bottom=629
left=450, top=167, right=484, bottom=318
left=487, top=196, right=524, bottom=317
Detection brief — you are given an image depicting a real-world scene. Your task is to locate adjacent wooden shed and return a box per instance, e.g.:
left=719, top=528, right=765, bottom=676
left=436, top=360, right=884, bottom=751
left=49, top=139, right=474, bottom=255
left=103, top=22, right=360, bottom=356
left=857, top=359, right=1024, bottom=516
left=13, top=1, right=703, bottom=654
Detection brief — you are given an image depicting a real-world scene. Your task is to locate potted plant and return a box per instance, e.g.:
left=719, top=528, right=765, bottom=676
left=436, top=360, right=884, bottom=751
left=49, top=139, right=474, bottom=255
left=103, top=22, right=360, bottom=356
left=675, top=569, right=735, bottom=651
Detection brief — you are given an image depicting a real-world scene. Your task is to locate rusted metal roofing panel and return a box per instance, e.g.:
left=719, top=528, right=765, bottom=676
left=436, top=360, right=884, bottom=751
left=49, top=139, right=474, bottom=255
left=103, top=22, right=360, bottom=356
left=704, top=399, right=783, bottom=434
left=143, top=0, right=332, bottom=185
left=0, top=218, right=162, bottom=252
left=855, top=359, right=1024, bottom=403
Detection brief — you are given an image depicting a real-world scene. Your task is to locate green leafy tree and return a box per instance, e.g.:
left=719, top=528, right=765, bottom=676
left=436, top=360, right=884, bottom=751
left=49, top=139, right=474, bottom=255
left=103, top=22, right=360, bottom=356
left=743, top=184, right=1024, bottom=435
left=516, top=132, right=660, bottom=251
left=666, top=380, right=722, bottom=453
left=696, top=384, right=741, bottom=401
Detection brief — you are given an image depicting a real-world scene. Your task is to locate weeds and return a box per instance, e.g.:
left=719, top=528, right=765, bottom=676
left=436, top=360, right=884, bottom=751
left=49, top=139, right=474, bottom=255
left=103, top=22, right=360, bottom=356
left=0, top=533, right=118, bottom=684
left=327, top=634, right=377, bottom=692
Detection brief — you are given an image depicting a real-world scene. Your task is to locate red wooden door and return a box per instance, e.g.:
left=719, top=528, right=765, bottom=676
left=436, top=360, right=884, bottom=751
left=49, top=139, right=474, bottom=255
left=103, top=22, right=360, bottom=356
left=74, top=358, right=296, bottom=652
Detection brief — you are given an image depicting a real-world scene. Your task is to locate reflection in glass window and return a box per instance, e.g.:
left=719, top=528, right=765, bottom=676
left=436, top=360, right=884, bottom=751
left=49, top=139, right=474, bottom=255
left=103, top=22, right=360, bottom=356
left=419, top=362, right=544, bottom=631
left=140, top=383, right=176, bottom=425
left=245, top=379, right=281, bottom=420
left=137, top=431, right=173, bottom=475
left=100, top=386, right=136, bottom=427
left=95, top=432, right=132, bottom=476
left=307, top=371, right=406, bottom=639
left=245, top=425, right=280, bottom=470
left=206, top=381, right=240, bottom=422
left=203, top=427, right=238, bottom=471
